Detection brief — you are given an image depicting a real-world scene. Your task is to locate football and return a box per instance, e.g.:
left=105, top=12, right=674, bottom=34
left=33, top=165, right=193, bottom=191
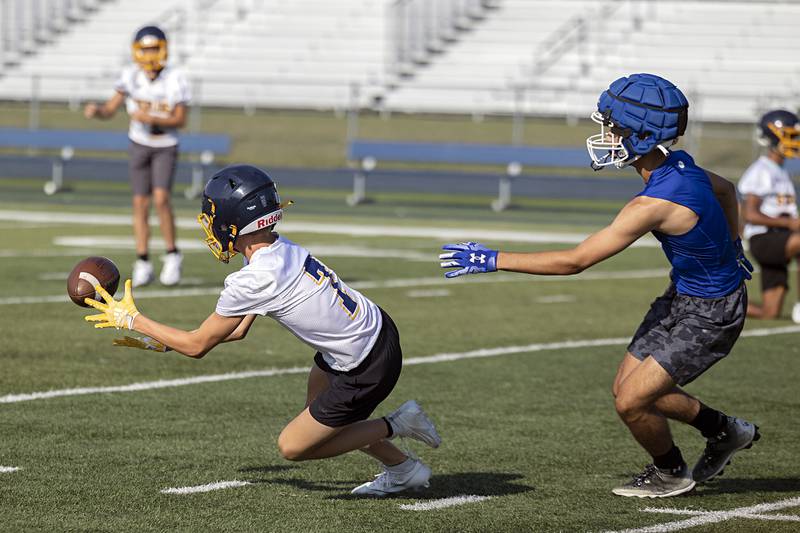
left=67, top=256, right=121, bottom=307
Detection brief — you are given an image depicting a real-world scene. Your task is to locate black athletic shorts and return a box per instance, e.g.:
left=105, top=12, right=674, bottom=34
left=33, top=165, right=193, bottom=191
left=628, top=282, right=747, bottom=386
left=309, top=308, right=402, bottom=427
left=749, top=228, right=791, bottom=291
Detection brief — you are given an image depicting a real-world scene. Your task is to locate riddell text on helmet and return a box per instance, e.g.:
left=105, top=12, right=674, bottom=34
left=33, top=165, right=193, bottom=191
left=258, top=211, right=282, bottom=228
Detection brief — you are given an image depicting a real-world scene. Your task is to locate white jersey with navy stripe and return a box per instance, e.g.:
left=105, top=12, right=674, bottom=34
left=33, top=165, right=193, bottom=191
left=114, top=65, right=191, bottom=148
left=215, top=236, right=383, bottom=372
left=738, top=155, right=798, bottom=239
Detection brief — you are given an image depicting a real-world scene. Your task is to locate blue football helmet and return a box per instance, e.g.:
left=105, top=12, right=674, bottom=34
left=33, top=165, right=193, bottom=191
left=757, top=109, right=800, bottom=159
left=197, top=165, right=289, bottom=263
left=132, top=25, right=167, bottom=73
left=587, top=73, right=689, bottom=170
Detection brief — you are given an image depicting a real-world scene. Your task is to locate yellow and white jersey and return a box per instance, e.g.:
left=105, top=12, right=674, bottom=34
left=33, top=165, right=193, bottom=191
left=215, top=236, right=383, bottom=372
left=738, top=155, right=799, bottom=239
left=114, top=65, right=191, bottom=148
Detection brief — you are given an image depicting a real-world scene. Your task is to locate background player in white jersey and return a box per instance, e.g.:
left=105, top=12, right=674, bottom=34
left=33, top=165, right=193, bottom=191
left=84, top=25, right=191, bottom=288
left=82, top=164, right=441, bottom=497
left=738, top=110, right=800, bottom=321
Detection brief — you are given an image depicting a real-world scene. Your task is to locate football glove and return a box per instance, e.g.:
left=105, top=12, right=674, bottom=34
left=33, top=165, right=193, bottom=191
left=734, top=237, right=754, bottom=281
left=84, top=279, right=140, bottom=330
left=439, top=242, right=498, bottom=278
left=113, top=335, right=168, bottom=352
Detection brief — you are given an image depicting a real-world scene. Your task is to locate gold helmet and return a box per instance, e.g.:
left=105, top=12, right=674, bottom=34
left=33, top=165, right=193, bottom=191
left=132, top=25, right=167, bottom=73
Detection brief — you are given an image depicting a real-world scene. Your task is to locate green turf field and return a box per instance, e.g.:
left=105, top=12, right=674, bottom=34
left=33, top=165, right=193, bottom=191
left=2, top=182, right=800, bottom=532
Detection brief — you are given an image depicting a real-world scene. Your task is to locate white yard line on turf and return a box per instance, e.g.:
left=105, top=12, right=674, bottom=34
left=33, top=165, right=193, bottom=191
left=399, top=495, right=492, bottom=511
left=605, top=497, right=800, bottom=533
left=0, top=209, right=661, bottom=247
left=161, top=480, right=251, bottom=494
left=407, top=289, right=451, bottom=298
left=0, top=466, right=20, bottom=473
left=2, top=325, right=800, bottom=405
left=0, top=268, right=671, bottom=306
left=52, top=236, right=434, bottom=261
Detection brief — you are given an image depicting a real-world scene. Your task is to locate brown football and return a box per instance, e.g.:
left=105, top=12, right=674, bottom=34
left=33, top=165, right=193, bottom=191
left=67, top=256, right=120, bottom=307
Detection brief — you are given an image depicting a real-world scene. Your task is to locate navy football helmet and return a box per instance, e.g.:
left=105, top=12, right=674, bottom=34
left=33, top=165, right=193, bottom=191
left=132, top=25, right=167, bottom=73
left=198, top=165, right=288, bottom=263
left=757, top=109, right=800, bottom=159
left=587, top=73, right=689, bottom=170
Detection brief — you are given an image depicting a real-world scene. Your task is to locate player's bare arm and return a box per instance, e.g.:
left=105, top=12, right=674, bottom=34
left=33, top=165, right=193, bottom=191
left=130, top=102, right=187, bottom=128
left=441, top=196, right=683, bottom=277
left=134, top=311, right=245, bottom=358
left=705, top=171, right=741, bottom=239
left=84, top=279, right=246, bottom=358
left=83, top=91, right=125, bottom=120
left=742, top=193, right=800, bottom=231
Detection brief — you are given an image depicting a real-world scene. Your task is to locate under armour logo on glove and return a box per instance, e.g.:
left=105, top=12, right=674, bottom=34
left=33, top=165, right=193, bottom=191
left=469, top=252, right=487, bottom=264
left=440, top=242, right=498, bottom=278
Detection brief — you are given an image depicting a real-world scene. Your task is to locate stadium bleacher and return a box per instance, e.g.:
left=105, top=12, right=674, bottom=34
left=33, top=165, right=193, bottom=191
left=0, top=0, right=798, bottom=122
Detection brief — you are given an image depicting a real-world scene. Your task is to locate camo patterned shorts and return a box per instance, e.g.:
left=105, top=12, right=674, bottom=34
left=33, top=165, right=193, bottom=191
left=627, top=282, right=747, bottom=386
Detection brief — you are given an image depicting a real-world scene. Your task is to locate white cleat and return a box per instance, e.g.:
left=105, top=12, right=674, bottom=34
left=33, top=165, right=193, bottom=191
left=792, top=303, right=800, bottom=324
left=386, top=400, right=442, bottom=448
left=159, top=252, right=183, bottom=286
left=132, top=259, right=154, bottom=288
left=351, top=460, right=431, bottom=496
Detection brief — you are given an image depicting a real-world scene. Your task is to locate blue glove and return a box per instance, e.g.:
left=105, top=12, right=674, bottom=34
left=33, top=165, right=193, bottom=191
left=734, top=237, right=753, bottom=280
left=439, top=242, right=498, bottom=278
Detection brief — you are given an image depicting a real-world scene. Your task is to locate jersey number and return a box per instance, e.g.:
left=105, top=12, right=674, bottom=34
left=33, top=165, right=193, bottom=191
left=303, top=256, right=359, bottom=318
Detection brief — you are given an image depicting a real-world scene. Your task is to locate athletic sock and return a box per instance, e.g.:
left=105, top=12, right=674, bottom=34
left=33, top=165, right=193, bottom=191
left=166, top=248, right=179, bottom=255
left=385, top=457, right=416, bottom=474
left=138, top=254, right=149, bottom=262
left=382, top=416, right=394, bottom=438
left=653, top=444, right=685, bottom=473
left=690, top=405, right=727, bottom=438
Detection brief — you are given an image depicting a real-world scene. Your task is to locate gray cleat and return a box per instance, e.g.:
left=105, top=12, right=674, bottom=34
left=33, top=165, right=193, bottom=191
left=612, top=463, right=696, bottom=498
left=692, top=416, right=760, bottom=483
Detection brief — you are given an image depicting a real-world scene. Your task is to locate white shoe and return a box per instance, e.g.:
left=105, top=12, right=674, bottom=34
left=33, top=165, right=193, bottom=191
left=386, top=400, right=442, bottom=448
left=159, top=252, right=183, bottom=286
left=792, top=303, right=800, bottom=324
left=132, top=259, right=154, bottom=288
left=351, top=459, right=431, bottom=496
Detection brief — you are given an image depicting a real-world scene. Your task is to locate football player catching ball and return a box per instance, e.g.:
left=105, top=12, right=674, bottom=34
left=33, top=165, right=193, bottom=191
left=83, top=165, right=441, bottom=496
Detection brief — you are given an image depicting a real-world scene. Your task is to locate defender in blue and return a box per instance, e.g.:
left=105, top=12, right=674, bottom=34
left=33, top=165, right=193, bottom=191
left=439, top=73, right=759, bottom=498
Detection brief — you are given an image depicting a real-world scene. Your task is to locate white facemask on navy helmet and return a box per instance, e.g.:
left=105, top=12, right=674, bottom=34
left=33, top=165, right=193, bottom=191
left=587, top=73, right=689, bottom=170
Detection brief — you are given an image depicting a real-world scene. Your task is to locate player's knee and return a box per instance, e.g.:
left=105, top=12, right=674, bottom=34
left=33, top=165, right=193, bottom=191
left=153, top=193, right=171, bottom=210
left=614, top=394, right=643, bottom=422
left=277, top=435, right=306, bottom=462
left=132, top=195, right=150, bottom=210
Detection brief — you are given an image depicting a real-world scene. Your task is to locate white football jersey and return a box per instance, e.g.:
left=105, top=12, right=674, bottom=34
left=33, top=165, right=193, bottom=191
left=738, top=155, right=799, bottom=239
left=215, top=236, right=383, bottom=372
left=114, top=65, right=191, bottom=148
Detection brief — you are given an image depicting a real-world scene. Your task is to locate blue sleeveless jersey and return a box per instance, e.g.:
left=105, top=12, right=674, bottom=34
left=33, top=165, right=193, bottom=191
left=638, top=150, right=743, bottom=298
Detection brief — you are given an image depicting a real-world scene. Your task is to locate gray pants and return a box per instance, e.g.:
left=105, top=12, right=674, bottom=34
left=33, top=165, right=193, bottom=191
left=628, top=282, right=747, bottom=386
left=128, top=141, right=178, bottom=196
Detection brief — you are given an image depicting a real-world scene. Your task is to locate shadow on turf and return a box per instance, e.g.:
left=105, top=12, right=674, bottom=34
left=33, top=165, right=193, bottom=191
left=244, top=471, right=534, bottom=499
left=238, top=465, right=300, bottom=474
left=695, top=477, right=800, bottom=495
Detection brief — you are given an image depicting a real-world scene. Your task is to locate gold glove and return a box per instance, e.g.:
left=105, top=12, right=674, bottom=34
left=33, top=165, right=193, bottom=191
left=112, top=335, right=168, bottom=352
left=85, top=279, right=140, bottom=330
